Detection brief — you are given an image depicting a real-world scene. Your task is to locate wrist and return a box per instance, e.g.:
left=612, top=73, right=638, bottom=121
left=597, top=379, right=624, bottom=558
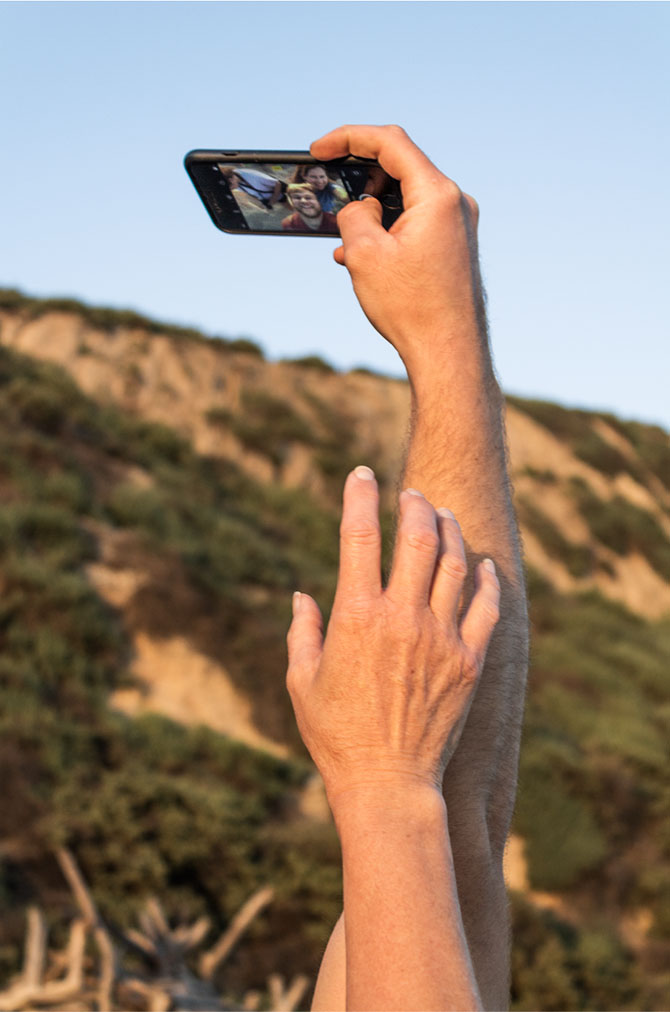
left=405, top=343, right=499, bottom=396
left=329, top=779, right=447, bottom=837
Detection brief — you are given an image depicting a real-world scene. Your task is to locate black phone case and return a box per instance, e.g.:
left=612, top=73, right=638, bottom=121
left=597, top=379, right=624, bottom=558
left=184, top=149, right=403, bottom=235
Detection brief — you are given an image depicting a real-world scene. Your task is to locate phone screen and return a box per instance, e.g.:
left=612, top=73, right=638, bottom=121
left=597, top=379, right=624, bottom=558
left=214, top=160, right=392, bottom=234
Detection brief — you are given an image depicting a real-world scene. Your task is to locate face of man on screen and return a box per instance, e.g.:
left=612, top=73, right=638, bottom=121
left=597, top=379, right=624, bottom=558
left=289, top=188, right=322, bottom=220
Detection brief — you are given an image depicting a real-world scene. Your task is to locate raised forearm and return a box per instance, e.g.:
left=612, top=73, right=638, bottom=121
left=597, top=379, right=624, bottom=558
left=302, top=124, right=528, bottom=1012
left=402, top=339, right=521, bottom=589
left=335, top=788, right=482, bottom=1012
left=402, top=351, right=526, bottom=1012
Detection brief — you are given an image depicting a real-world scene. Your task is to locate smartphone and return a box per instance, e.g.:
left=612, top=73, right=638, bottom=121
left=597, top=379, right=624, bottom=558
left=184, top=149, right=403, bottom=236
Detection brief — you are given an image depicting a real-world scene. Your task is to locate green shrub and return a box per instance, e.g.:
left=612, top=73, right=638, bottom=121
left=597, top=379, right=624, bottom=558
left=231, top=389, right=313, bottom=466
left=4, top=376, right=70, bottom=433
left=106, top=483, right=171, bottom=536
left=348, top=366, right=388, bottom=379
left=515, top=752, right=608, bottom=890
left=0, top=502, right=94, bottom=569
left=510, top=894, right=647, bottom=1011
left=205, top=406, right=233, bottom=428
left=282, top=354, right=336, bottom=374
left=227, top=337, right=264, bottom=357
left=520, top=467, right=558, bottom=484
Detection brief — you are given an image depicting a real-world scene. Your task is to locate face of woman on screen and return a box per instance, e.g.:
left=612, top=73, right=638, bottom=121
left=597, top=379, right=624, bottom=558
left=305, top=166, right=329, bottom=191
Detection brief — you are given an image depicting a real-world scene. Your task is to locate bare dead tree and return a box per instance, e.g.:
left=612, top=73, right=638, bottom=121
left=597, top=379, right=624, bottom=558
left=0, top=850, right=310, bottom=1012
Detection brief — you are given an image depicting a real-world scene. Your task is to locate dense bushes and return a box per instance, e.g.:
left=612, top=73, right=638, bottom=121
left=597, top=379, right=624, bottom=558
left=515, top=569, right=670, bottom=966
left=510, top=893, right=648, bottom=1010
left=0, top=345, right=343, bottom=993
left=0, top=338, right=669, bottom=1005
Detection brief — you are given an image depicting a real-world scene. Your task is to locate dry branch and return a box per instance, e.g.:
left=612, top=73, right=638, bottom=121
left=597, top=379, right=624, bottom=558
left=268, top=972, right=310, bottom=1012
left=21, top=907, right=46, bottom=988
left=0, top=917, right=86, bottom=1011
left=199, top=886, right=275, bottom=981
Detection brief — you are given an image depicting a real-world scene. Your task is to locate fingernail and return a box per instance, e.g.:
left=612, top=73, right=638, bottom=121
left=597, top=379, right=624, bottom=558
left=437, top=508, right=455, bottom=520
left=292, top=591, right=302, bottom=615
left=354, top=465, right=375, bottom=481
left=482, top=558, right=496, bottom=575
left=404, top=487, right=424, bottom=497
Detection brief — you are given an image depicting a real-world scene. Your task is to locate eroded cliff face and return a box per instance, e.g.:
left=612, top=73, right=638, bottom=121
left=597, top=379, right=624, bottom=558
left=2, top=305, right=669, bottom=619
left=2, top=302, right=669, bottom=757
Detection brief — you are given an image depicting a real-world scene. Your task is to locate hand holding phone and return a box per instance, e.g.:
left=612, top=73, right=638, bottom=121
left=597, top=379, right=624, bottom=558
left=184, top=150, right=403, bottom=236
left=308, top=125, right=483, bottom=371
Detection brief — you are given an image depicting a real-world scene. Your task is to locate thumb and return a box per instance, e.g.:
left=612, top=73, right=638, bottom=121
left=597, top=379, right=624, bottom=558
left=338, top=194, right=384, bottom=236
left=286, top=592, right=324, bottom=675
left=337, top=196, right=386, bottom=258
left=334, top=196, right=385, bottom=265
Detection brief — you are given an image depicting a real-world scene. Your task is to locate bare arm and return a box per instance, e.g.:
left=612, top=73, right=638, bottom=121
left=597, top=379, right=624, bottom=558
left=336, top=788, right=480, bottom=1012
left=309, top=125, right=528, bottom=1010
left=287, top=469, right=500, bottom=1010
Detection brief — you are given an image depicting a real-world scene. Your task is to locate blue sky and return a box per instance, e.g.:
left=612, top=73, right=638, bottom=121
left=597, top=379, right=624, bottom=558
left=2, top=1, right=669, bottom=429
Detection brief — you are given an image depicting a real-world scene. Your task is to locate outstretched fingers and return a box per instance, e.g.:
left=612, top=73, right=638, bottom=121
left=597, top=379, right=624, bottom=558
left=386, top=489, right=440, bottom=607
left=334, top=466, right=383, bottom=610
left=429, top=508, right=468, bottom=627
left=286, top=592, right=324, bottom=689
left=459, top=559, right=500, bottom=667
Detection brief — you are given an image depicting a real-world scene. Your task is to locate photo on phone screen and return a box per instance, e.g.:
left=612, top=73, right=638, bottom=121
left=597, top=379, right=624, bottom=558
left=216, top=161, right=355, bottom=234
left=185, top=150, right=402, bottom=235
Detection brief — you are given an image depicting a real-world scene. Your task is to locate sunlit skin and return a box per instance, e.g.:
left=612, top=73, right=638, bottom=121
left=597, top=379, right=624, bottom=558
left=301, top=124, right=529, bottom=1012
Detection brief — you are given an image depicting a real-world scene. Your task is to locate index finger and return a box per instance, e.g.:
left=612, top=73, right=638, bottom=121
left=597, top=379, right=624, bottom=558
left=311, top=124, right=446, bottom=206
left=334, top=465, right=382, bottom=608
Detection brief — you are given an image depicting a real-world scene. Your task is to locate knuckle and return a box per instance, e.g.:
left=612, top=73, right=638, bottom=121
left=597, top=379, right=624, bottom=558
left=481, top=599, right=501, bottom=627
left=406, top=526, right=440, bottom=556
left=285, top=663, right=300, bottom=696
left=429, top=180, right=465, bottom=219
left=343, top=233, right=378, bottom=268
left=464, top=193, right=480, bottom=220
left=337, top=199, right=359, bottom=221
left=439, top=553, right=468, bottom=583
left=384, top=123, right=408, bottom=139
left=340, top=518, right=380, bottom=549
left=343, top=596, right=374, bottom=625
left=435, top=177, right=462, bottom=208
left=462, top=651, right=481, bottom=683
